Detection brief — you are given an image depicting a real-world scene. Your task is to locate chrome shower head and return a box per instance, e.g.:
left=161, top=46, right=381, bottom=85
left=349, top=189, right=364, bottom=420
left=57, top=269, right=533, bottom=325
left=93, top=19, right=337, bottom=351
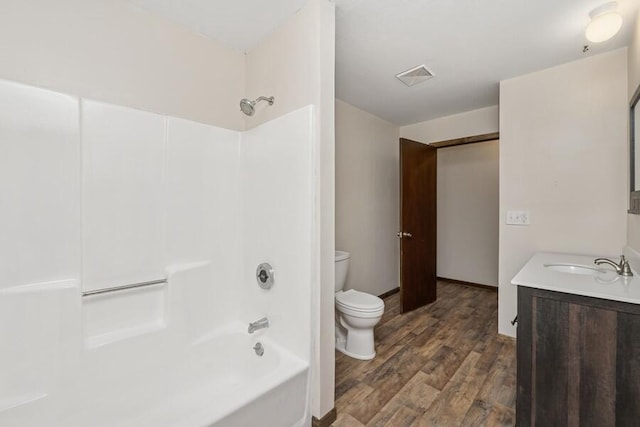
left=239, top=96, right=274, bottom=116
left=240, top=98, right=255, bottom=116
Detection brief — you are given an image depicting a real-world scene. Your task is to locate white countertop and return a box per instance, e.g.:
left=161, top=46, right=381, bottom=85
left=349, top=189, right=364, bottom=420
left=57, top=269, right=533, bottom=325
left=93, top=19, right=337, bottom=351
left=511, top=252, right=640, bottom=305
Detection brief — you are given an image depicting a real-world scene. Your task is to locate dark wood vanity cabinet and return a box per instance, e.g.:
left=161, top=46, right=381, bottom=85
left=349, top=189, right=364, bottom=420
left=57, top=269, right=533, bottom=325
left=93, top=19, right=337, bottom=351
left=516, top=286, right=640, bottom=427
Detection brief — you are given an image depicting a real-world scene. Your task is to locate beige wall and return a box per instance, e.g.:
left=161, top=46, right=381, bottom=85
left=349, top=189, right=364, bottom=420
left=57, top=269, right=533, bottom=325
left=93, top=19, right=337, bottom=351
left=400, top=105, right=499, bottom=143
left=499, top=48, right=628, bottom=337
left=246, top=0, right=326, bottom=129
left=0, top=0, right=244, bottom=130
left=338, top=103, right=499, bottom=292
left=245, top=0, right=336, bottom=418
left=437, top=141, right=499, bottom=286
left=335, top=100, right=400, bottom=297
left=628, top=10, right=640, bottom=252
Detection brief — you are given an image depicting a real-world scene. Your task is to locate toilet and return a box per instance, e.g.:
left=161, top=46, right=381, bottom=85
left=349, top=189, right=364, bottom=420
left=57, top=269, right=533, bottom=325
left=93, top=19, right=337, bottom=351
left=334, top=250, right=385, bottom=360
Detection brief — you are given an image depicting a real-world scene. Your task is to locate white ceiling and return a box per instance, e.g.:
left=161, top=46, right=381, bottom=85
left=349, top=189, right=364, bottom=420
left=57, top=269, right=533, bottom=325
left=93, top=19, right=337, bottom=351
left=131, top=0, right=640, bottom=126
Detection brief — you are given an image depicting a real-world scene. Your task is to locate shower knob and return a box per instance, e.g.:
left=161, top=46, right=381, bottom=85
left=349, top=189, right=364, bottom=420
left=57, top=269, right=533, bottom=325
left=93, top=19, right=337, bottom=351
left=258, top=270, right=268, bottom=282
left=256, top=263, right=274, bottom=290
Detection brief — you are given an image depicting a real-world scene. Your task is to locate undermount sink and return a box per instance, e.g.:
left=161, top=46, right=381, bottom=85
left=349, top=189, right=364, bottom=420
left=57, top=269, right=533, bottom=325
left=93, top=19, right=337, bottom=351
left=543, top=263, right=606, bottom=276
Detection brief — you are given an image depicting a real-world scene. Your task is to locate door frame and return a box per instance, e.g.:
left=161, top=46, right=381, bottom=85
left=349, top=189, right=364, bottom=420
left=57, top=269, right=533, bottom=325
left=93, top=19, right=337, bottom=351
left=398, top=131, right=500, bottom=312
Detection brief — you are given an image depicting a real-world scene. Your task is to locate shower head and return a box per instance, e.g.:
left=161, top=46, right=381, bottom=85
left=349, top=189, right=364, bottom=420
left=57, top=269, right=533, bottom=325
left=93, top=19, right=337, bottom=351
left=239, top=99, right=255, bottom=116
left=240, top=96, right=275, bottom=116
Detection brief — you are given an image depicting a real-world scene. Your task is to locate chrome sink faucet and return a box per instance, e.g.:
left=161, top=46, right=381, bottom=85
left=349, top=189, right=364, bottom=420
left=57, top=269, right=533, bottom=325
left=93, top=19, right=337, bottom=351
left=248, top=317, right=269, bottom=334
left=594, top=255, right=634, bottom=277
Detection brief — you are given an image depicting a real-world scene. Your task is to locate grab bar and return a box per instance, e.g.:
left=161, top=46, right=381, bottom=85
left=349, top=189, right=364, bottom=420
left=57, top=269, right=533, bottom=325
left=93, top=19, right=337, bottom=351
left=82, top=279, right=166, bottom=297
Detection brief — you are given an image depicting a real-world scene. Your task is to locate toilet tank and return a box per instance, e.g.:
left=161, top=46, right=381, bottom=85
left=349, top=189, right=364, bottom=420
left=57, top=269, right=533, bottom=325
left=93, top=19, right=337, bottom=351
left=335, top=250, right=350, bottom=292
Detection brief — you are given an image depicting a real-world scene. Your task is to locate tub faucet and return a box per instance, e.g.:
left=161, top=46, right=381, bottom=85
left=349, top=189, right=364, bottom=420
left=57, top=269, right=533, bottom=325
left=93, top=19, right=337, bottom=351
left=594, top=255, right=634, bottom=277
left=248, top=317, right=269, bottom=334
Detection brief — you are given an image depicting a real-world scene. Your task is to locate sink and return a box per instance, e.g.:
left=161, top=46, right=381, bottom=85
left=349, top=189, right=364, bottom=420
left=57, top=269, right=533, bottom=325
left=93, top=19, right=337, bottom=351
left=544, top=263, right=607, bottom=276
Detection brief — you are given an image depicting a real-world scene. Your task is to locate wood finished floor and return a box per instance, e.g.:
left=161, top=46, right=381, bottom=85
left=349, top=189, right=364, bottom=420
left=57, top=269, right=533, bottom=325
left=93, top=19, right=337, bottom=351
left=332, top=281, right=516, bottom=427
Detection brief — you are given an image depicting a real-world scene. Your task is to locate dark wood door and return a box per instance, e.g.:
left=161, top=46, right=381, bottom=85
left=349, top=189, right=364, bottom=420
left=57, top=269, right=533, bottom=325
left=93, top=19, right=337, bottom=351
left=399, top=138, right=437, bottom=313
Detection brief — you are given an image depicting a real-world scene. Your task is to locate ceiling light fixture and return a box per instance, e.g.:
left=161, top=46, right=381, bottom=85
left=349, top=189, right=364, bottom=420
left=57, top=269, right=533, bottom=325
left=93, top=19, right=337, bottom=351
left=585, top=1, right=623, bottom=43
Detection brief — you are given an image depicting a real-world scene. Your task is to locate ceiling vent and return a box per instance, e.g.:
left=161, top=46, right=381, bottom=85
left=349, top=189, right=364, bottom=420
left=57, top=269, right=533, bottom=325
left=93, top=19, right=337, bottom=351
left=395, top=64, right=435, bottom=87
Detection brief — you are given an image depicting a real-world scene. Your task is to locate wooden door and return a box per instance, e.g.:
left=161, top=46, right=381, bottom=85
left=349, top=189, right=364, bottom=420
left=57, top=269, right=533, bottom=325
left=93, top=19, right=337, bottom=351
left=399, top=138, right=437, bottom=313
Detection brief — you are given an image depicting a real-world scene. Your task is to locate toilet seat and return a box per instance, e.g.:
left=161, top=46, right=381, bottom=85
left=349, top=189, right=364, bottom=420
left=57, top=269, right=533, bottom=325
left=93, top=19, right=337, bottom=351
left=336, top=290, right=384, bottom=316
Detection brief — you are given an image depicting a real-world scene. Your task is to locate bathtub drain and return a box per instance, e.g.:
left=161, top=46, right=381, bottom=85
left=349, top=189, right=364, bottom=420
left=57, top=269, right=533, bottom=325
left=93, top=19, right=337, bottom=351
left=253, top=342, right=264, bottom=357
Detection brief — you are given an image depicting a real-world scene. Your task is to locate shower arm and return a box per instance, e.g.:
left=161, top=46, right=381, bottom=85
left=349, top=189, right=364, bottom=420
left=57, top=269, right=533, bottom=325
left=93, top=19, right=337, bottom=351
left=255, top=96, right=275, bottom=105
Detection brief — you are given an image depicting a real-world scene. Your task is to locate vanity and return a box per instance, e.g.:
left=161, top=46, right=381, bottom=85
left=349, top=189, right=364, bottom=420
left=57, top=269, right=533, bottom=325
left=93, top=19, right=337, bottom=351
left=512, top=252, right=640, bottom=427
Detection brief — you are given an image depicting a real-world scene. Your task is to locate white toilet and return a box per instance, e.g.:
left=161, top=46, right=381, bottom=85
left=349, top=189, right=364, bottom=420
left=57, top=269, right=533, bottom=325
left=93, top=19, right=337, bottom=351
left=334, top=250, right=385, bottom=360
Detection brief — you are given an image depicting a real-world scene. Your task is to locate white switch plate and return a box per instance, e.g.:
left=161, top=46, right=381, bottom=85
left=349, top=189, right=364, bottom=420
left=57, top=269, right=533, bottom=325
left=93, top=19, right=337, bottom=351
left=506, top=210, right=530, bottom=225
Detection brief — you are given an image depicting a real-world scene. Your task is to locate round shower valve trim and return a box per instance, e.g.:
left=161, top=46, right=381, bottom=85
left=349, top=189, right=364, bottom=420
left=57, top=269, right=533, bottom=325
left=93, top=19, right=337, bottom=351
left=256, top=263, right=274, bottom=289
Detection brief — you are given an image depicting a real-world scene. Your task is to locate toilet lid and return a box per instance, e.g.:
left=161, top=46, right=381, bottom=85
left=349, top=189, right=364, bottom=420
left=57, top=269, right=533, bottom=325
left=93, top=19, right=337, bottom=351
left=336, top=289, right=384, bottom=312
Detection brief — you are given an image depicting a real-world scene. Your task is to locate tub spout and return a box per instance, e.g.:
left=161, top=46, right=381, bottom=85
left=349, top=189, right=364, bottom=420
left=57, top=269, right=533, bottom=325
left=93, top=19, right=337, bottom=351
left=248, top=317, right=269, bottom=334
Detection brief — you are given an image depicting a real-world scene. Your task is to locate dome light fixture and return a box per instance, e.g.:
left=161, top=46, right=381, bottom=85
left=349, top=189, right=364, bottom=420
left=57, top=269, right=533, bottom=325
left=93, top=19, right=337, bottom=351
left=585, top=1, right=623, bottom=43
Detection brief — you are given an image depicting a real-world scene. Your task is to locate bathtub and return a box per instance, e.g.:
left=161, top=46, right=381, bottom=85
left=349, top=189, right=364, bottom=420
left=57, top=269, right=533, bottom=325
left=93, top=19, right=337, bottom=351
left=1, top=314, right=309, bottom=427
left=122, top=323, right=310, bottom=427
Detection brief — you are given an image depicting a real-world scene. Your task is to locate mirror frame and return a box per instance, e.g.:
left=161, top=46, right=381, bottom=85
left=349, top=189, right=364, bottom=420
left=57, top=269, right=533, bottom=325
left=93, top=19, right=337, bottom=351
left=630, top=84, right=640, bottom=214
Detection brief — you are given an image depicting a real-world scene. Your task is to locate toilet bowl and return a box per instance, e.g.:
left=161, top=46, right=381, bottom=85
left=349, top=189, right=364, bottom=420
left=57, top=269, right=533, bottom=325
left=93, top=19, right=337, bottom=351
left=335, top=250, right=384, bottom=360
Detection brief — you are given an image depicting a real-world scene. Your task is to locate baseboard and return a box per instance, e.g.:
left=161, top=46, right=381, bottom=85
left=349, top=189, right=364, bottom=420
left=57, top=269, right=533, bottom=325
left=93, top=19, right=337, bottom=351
left=312, top=408, right=337, bottom=427
left=437, top=277, right=497, bottom=292
left=377, top=282, right=495, bottom=297
left=497, top=333, right=516, bottom=343
left=378, top=287, right=400, bottom=299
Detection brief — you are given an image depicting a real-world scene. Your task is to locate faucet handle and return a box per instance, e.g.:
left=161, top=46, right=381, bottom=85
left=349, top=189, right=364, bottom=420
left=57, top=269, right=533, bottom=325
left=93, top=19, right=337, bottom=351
left=620, top=255, right=634, bottom=277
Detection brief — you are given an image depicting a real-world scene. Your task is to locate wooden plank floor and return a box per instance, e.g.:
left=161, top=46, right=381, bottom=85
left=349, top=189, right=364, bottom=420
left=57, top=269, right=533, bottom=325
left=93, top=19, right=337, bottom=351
left=332, top=281, right=516, bottom=427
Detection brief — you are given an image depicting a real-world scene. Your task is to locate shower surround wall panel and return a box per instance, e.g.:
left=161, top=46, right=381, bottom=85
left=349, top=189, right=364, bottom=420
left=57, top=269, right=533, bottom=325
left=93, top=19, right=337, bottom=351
left=240, top=106, right=314, bottom=363
left=165, top=117, right=241, bottom=329
left=0, top=80, right=83, bottom=424
left=0, top=79, right=314, bottom=426
left=165, top=117, right=240, bottom=266
left=0, top=80, right=81, bottom=290
left=0, top=281, right=82, bottom=424
left=81, top=100, right=166, bottom=293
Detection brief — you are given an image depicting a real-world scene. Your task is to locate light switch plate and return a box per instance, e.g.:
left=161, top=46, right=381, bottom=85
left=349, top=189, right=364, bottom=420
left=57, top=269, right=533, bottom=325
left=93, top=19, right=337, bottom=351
left=506, top=210, right=530, bottom=225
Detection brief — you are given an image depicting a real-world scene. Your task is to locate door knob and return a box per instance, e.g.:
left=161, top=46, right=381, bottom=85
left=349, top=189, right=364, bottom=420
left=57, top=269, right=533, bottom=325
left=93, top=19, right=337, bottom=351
left=396, top=232, right=413, bottom=238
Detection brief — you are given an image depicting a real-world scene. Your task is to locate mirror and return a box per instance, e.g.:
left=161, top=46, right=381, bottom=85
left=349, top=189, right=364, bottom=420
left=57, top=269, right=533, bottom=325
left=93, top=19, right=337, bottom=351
left=630, top=84, right=640, bottom=214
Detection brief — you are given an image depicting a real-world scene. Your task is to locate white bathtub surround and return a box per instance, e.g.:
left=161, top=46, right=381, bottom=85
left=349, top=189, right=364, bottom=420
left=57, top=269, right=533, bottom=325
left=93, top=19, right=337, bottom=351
left=165, top=118, right=240, bottom=266
left=82, top=280, right=167, bottom=349
left=82, top=100, right=166, bottom=293
left=0, top=79, right=316, bottom=426
left=241, top=106, right=314, bottom=362
left=2, top=281, right=307, bottom=426
left=165, top=118, right=241, bottom=328
left=0, top=80, right=81, bottom=290
left=0, top=279, right=80, bottom=420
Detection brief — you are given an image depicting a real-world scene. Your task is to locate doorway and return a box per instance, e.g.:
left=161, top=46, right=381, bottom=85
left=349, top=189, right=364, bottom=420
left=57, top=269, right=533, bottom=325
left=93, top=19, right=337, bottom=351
left=399, top=133, right=500, bottom=313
